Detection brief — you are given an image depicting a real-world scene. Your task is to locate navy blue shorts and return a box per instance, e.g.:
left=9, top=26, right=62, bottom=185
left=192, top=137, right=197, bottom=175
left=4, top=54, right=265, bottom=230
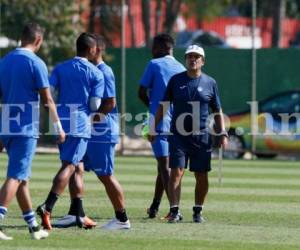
left=168, top=134, right=211, bottom=172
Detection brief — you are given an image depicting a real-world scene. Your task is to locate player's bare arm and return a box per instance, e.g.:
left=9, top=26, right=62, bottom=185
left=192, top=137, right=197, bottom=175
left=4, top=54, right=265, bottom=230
left=93, top=97, right=116, bottom=122
left=138, top=86, right=150, bottom=107
left=39, top=87, right=66, bottom=144
left=213, top=109, right=228, bottom=148
left=148, top=102, right=170, bottom=143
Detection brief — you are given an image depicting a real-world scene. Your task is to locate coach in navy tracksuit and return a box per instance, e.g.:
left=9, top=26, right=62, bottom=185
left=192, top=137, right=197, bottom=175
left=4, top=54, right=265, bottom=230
left=149, top=45, right=228, bottom=223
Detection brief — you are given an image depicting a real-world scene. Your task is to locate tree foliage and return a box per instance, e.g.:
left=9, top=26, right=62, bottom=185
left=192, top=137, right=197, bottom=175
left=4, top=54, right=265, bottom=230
left=0, top=0, right=83, bottom=64
left=88, top=0, right=123, bottom=47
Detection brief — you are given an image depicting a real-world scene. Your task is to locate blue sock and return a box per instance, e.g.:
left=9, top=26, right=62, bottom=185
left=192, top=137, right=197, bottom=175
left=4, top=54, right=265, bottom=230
left=0, top=206, right=7, bottom=220
left=23, top=210, right=38, bottom=228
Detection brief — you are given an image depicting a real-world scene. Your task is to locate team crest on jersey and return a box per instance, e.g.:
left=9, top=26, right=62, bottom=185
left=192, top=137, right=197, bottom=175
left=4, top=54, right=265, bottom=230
left=197, top=86, right=203, bottom=92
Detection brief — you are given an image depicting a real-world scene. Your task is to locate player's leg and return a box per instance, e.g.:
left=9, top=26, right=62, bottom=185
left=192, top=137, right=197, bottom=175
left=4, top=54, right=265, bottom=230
left=148, top=135, right=170, bottom=218
left=37, top=137, right=88, bottom=230
left=0, top=137, right=24, bottom=208
left=99, top=175, right=125, bottom=212
left=167, top=135, right=186, bottom=223
left=0, top=179, right=21, bottom=208
left=190, top=147, right=211, bottom=223
left=194, top=172, right=208, bottom=206
left=0, top=178, right=20, bottom=240
left=98, top=176, right=130, bottom=230
left=147, top=167, right=163, bottom=218
left=89, top=142, right=130, bottom=230
left=16, top=181, right=48, bottom=239
left=1, top=137, right=47, bottom=239
left=167, top=168, right=184, bottom=223
left=68, top=164, right=85, bottom=216
left=98, top=175, right=130, bottom=230
left=52, top=162, right=96, bottom=229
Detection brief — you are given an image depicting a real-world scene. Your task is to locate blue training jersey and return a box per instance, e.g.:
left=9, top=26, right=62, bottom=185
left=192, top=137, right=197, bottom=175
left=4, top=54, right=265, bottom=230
left=163, top=71, right=221, bottom=135
left=91, top=62, right=119, bottom=143
left=0, top=48, right=50, bottom=138
left=139, top=55, right=185, bottom=133
left=50, top=57, right=104, bottom=138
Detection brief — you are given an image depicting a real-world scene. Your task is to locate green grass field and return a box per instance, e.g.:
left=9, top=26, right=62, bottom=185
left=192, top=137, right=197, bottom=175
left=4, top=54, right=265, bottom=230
left=0, top=154, right=300, bottom=250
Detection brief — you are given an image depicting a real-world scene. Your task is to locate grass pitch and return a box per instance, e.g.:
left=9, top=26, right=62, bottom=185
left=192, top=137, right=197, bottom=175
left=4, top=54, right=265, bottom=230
left=0, top=154, right=300, bottom=250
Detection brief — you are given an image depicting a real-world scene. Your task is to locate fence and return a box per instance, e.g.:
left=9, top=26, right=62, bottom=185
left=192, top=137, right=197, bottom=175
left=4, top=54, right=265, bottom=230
left=1, top=47, right=300, bottom=151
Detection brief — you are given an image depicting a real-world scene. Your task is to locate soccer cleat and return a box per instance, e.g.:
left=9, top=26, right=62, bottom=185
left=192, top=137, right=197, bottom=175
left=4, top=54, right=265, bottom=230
left=193, top=213, right=205, bottom=223
left=146, top=207, right=158, bottom=219
left=160, top=211, right=171, bottom=220
left=0, top=227, right=13, bottom=240
left=193, top=206, right=204, bottom=223
left=77, top=216, right=97, bottom=229
left=101, top=218, right=131, bottom=230
left=52, top=215, right=77, bottom=228
left=167, top=212, right=183, bottom=223
left=36, top=204, right=52, bottom=230
left=29, top=226, right=49, bottom=240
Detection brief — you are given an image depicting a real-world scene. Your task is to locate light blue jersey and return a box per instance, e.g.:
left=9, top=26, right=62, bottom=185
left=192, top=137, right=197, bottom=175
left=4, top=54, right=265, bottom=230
left=91, top=62, right=119, bottom=143
left=139, top=55, right=185, bottom=132
left=50, top=57, right=104, bottom=138
left=0, top=48, right=49, bottom=137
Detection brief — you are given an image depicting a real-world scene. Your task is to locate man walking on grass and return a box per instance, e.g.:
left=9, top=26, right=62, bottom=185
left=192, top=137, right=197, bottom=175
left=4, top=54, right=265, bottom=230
left=36, top=32, right=104, bottom=230
left=0, top=23, right=65, bottom=240
left=138, top=34, right=185, bottom=219
left=149, top=45, right=228, bottom=223
left=52, top=35, right=130, bottom=230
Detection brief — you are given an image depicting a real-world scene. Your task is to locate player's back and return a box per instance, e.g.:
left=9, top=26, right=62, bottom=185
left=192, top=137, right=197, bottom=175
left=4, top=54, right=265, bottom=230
left=0, top=48, right=49, bottom=137
left=0, top=48, right=46, bottom=104
left=151, top=56, right=185, bottom=88
left=50, top=57, right=104, bottom=138
left=51, top=58, right=102, bottom=111
left=139, top=55, right=185, bottom=133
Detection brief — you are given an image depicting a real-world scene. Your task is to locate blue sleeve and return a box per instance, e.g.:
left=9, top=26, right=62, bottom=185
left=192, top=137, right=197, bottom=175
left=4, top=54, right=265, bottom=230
left=103, top=67, right=116, bottom=98
left=139, top=61, right=154, bottom=88
left=33, top=59, right=50, bottom=89
left=91, top=70, right=104, bottom=98
left=49, top=66, right=60, bottom=89
left=210, top=81, right=221, bottom=112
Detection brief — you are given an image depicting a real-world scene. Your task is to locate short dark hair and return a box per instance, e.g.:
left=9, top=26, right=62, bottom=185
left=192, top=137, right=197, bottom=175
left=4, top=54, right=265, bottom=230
left=95, top=35, right=106, bottom=49
left=21, top=23, right=44, bottom=44
left=76, top=33, right=97, bottom=54
left=152, top=33, right=174, bottom=58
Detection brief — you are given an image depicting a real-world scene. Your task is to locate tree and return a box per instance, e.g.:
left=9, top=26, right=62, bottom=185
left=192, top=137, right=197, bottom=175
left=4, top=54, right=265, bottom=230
left=127, top=0, right=137, bottom=47
left=88, top=0, right=123, bottom=47
left=141, top=0, right=151, bottom=47
left=184, top=0, right=238, bottom=22
left=271, top=0, right=286, bottom=47
left=140, top=0, right=183, bottom=47
left=0, top=0, right=83, bottom=65
left=163, top=0, right=183, bottom=34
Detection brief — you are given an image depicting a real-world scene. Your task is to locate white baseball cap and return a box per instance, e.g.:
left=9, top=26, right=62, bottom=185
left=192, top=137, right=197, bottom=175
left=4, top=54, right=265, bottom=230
left=185, top=45, right=205, bottom=57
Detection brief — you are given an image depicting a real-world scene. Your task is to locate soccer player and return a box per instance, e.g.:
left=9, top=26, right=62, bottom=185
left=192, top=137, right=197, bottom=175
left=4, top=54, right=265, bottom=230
left=36, top=33, right=104, bottom=230
left=53, top=35, right=130, bottom=230
left=0, top=23, right=65, bottom=240
left=149, top=45, right=228, bottom=223
left=138, top=34, right=185, bottom=218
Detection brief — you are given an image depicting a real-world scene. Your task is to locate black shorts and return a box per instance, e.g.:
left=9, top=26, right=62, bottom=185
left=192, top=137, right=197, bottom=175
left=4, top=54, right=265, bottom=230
left=168, top=134, right=212, bottom=172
